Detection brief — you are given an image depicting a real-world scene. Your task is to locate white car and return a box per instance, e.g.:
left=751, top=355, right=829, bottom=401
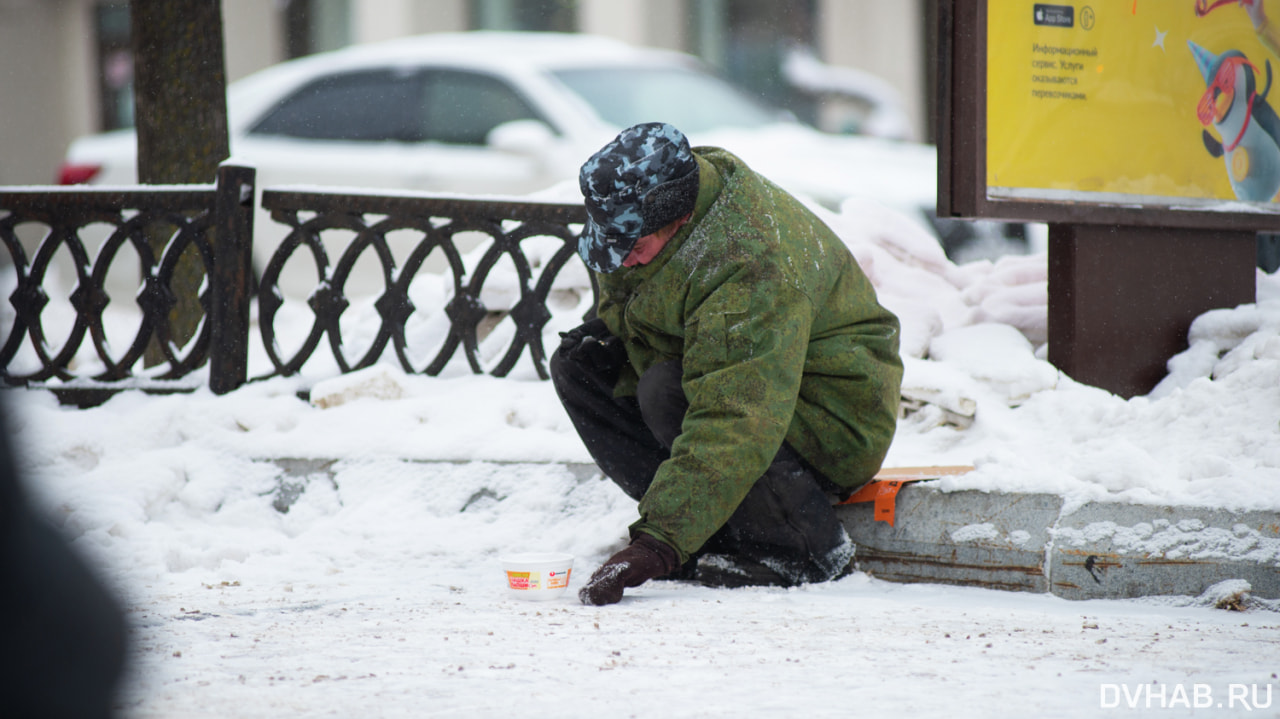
left=63, top=32, right=936, bottom=203
left=60, top=31, right=1007, bottom=282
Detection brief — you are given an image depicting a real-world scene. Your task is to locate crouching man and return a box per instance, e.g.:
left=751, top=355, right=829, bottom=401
left=551, top=122, right=902, bottom=605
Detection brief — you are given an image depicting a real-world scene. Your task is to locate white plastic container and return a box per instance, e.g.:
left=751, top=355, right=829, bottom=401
left=501, top=552, right=574, bottom=601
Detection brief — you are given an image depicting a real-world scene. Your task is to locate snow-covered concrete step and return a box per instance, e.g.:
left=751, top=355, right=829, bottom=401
left=838, top=483, right=1280, bottom=601
left=1045, top=501, right=1280, bottom=601
left=262, top=457, right=1278, bottom=601
left=839, top=487, right=1060, bottom=593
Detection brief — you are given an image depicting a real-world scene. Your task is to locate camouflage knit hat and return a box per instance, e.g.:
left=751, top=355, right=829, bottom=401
left=578, top=122, right=700, bottom=273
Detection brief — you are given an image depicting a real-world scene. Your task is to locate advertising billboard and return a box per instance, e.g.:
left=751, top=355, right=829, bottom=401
left=941, top=0, right=1280, bottom=226
left=989, top=0, right=1280, bottom=212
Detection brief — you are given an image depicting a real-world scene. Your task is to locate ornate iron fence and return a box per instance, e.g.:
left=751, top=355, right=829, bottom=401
left=0, top=166, right=255, bottom=405
left=0, top=169, right=593, bottom=405
left=255, top=188, right=591, bottom=382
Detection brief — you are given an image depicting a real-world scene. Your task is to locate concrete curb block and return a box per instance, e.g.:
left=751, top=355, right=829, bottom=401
left=264, top=459, right=1280, bottom=600
left=836, top=483, right=1280, bottom=600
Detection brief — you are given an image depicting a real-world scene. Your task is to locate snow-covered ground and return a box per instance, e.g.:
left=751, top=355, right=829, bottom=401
left=5, top=194, right=1280, bottom=717
left=7, top=450, right=1279, bottom=718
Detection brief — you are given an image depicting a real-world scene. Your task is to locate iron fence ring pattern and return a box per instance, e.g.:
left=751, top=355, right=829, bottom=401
left=2, top=211, right=98, bottom=381
left=256, top=190, right=589, bottom=382
left=97, top=210, right=217, bottom=381
left=1, top=198, right=217, bottom=386
left=469, top=218, right=579, bottom=379
left=384, top=217, right=470, bottom=376
left=257, top=209, right=342, bottom=377
left=1, top=173, right=594, bottom=404
left=0, top=212, right=31, bottom=367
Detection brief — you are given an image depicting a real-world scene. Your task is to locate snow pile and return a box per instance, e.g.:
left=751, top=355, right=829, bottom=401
left=926, top=323, right=1059, bottom=404
left=918, top=344, right=1280, bottom=514
left=1143, top=578, right=1280, bottom=612
left=1152, top=300, right=1280, bottom=398
left=1193, top=579, right=1254, bottom=612
left=816, top=195, right=1050, bottom=358
left=310, top=364, right=409, bottom=408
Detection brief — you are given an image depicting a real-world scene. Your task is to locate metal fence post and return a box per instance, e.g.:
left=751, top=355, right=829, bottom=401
left=208, top=165, right=255, bottom=394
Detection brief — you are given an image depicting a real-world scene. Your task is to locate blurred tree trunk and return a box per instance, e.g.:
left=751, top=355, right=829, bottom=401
left=131, top=0, right=230, bottom=366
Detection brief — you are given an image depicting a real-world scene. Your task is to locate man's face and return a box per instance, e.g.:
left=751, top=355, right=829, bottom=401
left=621, top=214, right=690, bottom=268
left=622, top=231, right=668, bottom=267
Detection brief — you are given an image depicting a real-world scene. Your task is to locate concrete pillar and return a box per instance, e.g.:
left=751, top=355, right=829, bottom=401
left=578, top=0, right=646, bottom=46
left=59, top=0, right=95, bottom=142
left=355, top=0, right=466, bottom=43
left=221, top=0, right=285, bottom=82
left=650, top=0, right=690, bottom=53
left=578, top=0, right=687, bottom=51
left=1047, top=225, right=1257, bottom=397
left=816, top=0, right=926, bottom=140
left=0, top=0, right=92, bottom=184
left=353, top=0, right=413, bottom=44
left=407, top=0, right=468, bottom=35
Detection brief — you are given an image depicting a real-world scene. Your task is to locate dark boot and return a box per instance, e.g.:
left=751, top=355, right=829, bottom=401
left=700, top=444, right=855, bottom=586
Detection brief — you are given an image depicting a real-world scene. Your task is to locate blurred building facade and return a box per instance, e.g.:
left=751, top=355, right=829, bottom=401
left=0, top=0, right=930, bottom=186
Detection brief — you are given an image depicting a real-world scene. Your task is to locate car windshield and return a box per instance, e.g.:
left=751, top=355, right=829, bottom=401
left=551, top=66, right=786, bottom=134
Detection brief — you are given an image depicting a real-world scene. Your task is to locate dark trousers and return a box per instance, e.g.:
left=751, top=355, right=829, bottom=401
left=550, top=324, right=852, bottom=581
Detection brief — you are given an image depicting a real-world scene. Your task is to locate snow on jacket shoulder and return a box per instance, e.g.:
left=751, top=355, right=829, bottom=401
left=595, top=147, right=903, bottom=561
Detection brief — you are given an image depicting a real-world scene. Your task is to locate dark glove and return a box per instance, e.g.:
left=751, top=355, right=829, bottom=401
left=558, top=317, right=607, bottom=351
left=557, top=318, right=627, bottom=384
left=578, top=534, right=680, bottom=606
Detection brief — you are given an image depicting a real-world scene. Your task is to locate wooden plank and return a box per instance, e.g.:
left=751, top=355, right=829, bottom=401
left=872, top=465, right=975, bottom=481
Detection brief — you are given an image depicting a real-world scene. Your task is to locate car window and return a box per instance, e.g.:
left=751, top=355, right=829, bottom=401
left=422, top=70, right=544, bottom=145
left=250, top=69, right=424, bottom=142
left=551, top=66, right=785, bottom=134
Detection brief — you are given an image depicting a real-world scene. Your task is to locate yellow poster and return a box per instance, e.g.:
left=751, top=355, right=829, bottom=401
left=988, top=0, right=1280, bottom=209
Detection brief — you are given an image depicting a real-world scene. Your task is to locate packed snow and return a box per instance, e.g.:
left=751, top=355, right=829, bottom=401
left=5, top=193, right=1280, bottom=717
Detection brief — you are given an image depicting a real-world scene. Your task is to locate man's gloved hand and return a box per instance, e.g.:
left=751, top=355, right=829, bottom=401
left=578, top=534, right=680, bottom=606
left=557, top=317, right=609, bottom=355
left=557, top=318, right=627, bottom=384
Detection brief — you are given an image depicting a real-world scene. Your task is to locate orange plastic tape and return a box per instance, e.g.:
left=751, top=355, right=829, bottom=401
left=837, top=466, right=974, bottom=527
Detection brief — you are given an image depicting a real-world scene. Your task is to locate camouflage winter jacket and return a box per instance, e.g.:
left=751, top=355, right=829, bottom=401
left=595, top=147, right=903, bottom=562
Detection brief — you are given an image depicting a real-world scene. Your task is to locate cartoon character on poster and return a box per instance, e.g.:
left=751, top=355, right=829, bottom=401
left=1192, top=0, right=1280, bottom=202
